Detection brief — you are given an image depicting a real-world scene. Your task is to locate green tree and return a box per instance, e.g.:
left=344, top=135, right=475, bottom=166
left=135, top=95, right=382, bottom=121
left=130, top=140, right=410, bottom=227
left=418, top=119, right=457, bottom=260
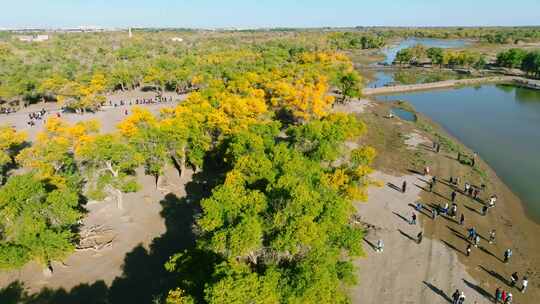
left=521, top=51, right=540, bottom=78
left=336, top=71, right=362, bottom=102
left=496, top=48, right=528, bottom=68
left=76, top=134, right=142, bottom=208
left=0, top=174, right=81, bottom=269
left=426, top=47, right=444, bottom=67
left=0, top=126, right=26, bottom=183
left=395, top=48, right=413, bottom=65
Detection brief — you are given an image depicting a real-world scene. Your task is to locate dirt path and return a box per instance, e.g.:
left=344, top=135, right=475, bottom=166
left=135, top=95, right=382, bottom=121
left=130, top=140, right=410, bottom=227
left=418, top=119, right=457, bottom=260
left=362, top=76, right=540, bottom=96
left=0, top=90, right=185, bottom=141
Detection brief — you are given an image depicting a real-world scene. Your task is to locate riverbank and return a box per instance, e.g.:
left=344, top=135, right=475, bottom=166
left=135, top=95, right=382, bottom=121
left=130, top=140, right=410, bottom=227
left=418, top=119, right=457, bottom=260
left=344, top=99, right=540, bottom=303
left=363, top=76, right=540, bottom=96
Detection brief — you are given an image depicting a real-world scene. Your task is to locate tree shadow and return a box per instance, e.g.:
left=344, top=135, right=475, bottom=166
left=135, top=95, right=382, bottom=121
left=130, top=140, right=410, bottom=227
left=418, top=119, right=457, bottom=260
left=1, top=155, right=225, bottom=304
left=479, top=265, right=510, bottom=286
left=422, top=281, right=452, bottom=303
left=462, top=279, right=494, bottom=301
left=0, top=280, right=109, bottom=304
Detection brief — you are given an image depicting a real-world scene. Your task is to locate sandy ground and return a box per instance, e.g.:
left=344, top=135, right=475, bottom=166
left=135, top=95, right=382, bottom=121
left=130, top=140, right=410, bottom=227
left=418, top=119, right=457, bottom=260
left=404, top=131, right=430, bottom=150
left=0, top=164, right=192, bottom=293
left=332, top=98, right=371, bottom=114
left=351, top=171, right=490, bottom=304
left=348, top=100, right=540, bottom=304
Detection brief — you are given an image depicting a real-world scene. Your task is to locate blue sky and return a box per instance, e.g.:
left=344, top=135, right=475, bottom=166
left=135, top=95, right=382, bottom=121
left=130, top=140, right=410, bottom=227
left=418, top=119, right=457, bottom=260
left=3, top=0, right=540, bottom=28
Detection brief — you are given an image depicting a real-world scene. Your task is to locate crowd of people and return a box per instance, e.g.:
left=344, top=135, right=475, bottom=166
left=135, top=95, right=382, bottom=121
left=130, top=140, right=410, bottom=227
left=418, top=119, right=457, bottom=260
left=26, top=108, right=49, bottom=126
left=0, top=107, right=17, bottom=115
left=107, top=95, right=173, bottom=108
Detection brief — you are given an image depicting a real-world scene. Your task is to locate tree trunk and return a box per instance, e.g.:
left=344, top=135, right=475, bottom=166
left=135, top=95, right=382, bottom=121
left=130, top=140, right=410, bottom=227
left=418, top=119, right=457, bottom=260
left=171, top=154, right=186, bottom=180
left=115, top=188, right=123, bottom=209
left=106, top=161, right=119, bottom=178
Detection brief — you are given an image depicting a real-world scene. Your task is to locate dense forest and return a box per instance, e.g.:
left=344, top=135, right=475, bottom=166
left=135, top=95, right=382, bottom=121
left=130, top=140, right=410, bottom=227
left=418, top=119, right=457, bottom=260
left=0, top=30, right=377, bottom=303
left=0, top=30, right=368, bottom=110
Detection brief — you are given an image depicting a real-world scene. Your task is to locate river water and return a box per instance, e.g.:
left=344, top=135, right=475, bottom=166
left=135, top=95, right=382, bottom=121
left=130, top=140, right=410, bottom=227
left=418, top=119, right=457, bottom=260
left=369, top=38, right=469, bottom=88
left=381, top=38, right=469, bottom=65
left=379, top=85, right=540, bottom=222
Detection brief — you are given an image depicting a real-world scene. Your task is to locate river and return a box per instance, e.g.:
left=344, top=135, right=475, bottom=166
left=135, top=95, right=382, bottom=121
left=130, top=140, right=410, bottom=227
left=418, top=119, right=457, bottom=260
left=378, top=85, right=540, bottom=222
left=381, top=38, right=469, bottom=65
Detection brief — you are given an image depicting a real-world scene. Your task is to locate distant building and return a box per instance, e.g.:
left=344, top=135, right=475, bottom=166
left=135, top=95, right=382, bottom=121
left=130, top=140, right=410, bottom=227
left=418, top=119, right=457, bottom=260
left=15, top=34, right=49, bottom=42
left=171, top=37, right=184, bottom=42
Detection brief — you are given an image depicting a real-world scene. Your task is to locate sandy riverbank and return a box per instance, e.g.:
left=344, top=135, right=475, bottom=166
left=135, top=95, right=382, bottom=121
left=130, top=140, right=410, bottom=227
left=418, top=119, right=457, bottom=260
left=344, top=98, right=540, bottom=303
left=352, top=171, right=490, bottom=303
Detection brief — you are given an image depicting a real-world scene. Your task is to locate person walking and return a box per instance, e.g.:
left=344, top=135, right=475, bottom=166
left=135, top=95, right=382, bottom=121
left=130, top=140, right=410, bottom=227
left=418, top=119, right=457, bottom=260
left=489, top=229, right=496, bottom=244
left=411, top=212, right=417, bottom=225
left=424, top=166, right=430, bottom=176
left=489, top=195, right=497, bottom=208
left=429, top=181, right=434, bottom=192
left=451, top=191, right=457, bottom=202
left=474, top=235, right=480, bottom=248
left=452, top=289, right=460, bottom=304
left=506, top=292, right=512, bottom=303
left=376, top=239, right=384, bottom=253
left=466, top=244, right=472, bottom=257
left=467, top=227, right=475, bottom=240
left=417, top=231, right=423, bottom=244
left=482, top=205, right=488, bottom=216
left=415, top=202, right=422, bottom=212
left=402, top=180, right=407, bottom=193
left=521, top=276, right=528, bottom=293
left=464, top=182, right=471, bottom=195
left=510, top=272, right=518, bottom=287
left=432, top=208, right=438, bottom=220
left=504, top=249, right=512, bottom=263
left=458, top=291, right=466, bottom=304
left=495, top=287, right=502, bottom=303
left=460, top=213, right=465, bottom=226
